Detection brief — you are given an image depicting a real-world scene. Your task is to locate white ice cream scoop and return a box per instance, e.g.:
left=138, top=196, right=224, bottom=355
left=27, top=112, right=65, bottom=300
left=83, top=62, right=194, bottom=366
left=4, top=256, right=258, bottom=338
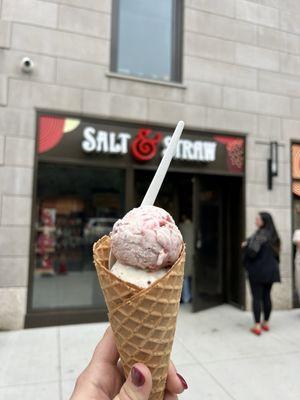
left=111, top=261, right=167, bottom=288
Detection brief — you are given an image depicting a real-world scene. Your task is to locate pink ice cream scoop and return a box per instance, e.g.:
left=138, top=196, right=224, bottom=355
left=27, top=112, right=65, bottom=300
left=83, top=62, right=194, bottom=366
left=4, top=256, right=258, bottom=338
left=110, top=205, right=183, bottom=271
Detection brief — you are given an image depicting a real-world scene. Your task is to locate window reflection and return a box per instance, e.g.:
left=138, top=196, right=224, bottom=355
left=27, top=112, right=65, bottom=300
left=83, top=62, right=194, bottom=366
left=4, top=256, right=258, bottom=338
left=32, top=163, right=125, bottom=309
left=117, top=0, right=173, bottom=81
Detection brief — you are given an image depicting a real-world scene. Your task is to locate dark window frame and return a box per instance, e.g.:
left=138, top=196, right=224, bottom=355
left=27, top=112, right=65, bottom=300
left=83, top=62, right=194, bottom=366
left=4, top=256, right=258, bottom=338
left=110, top=0, right=183, bottom=83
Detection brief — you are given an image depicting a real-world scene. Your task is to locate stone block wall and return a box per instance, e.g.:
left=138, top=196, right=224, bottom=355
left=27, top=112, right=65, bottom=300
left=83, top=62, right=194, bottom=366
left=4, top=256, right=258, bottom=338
left=1, top=0, right=300, bottom=328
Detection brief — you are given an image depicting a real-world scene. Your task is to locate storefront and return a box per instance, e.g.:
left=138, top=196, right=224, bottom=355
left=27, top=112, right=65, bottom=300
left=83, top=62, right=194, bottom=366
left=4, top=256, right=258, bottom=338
left=25, top=112, right=246, bottom=327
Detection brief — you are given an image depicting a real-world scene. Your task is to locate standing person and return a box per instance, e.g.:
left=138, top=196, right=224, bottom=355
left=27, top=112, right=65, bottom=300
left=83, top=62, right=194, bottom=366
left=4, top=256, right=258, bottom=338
left=293, top=230, right=300, bottom=301
left=179, top=214, right=194, bottom=303
left=242, top=212, right=281, bottom=335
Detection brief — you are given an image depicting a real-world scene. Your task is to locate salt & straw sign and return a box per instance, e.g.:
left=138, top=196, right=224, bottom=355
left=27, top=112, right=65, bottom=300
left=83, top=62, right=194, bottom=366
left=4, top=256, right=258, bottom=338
left=81, top=126, right=217, bottom=162
left=162, top=136, right=217, bottom=162
left=81, top=127, right=131, bottom=154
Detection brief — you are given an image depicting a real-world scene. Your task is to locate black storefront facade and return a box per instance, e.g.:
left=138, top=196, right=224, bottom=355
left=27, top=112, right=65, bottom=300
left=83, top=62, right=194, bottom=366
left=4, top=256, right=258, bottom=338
left=25, top=112, right=246, bottom=327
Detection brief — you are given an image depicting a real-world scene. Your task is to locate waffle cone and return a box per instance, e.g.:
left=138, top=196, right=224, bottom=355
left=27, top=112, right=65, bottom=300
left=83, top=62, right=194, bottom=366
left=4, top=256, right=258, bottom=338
left=93, top=236, right=185, bottom=400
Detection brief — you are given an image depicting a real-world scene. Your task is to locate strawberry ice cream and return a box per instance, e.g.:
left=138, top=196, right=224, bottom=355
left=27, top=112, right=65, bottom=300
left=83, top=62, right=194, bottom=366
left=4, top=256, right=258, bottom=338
left=111, top=205, right=182, bottom=270
left=110, top=206, right=183, bottom=287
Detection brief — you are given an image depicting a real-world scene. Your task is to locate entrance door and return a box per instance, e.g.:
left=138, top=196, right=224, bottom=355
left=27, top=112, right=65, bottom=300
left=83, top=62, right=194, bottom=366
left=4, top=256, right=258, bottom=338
left=223, top=177, right=245, bottom=309
left=134, top=170, right=245, bottom=312
left=192, top=177, right=223, bottom=311
left=192, top=176, right=245, bottom=312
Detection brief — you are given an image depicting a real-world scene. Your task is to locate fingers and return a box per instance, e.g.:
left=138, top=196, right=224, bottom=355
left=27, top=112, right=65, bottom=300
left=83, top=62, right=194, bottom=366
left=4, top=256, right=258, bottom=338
left=164, top=392, right=178, bottom=400
left=89, top=328, right=187, bottom=400
left=117, top=359, right=126, bottom=382
left=166, top=361, right=188, bottom=394
left=90, top=326, right=119, bottom=365
left=114, top=363, right=152, bottom=400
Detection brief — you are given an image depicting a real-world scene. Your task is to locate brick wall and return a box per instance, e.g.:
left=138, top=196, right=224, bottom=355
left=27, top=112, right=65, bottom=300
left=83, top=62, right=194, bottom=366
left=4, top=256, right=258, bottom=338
left=1, top=0, right=300, bottom=328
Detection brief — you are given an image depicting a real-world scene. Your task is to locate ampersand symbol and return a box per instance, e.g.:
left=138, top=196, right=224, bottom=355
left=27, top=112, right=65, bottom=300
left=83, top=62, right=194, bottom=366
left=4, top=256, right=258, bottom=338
left=131, top=128, right=162, bottom=162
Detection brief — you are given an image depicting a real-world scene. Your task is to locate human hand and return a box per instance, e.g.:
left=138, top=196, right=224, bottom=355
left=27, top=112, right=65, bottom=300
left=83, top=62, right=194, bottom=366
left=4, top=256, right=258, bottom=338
left=241, top=241, right=247, bottom=248
left=70, top=327, right=188, bottom=400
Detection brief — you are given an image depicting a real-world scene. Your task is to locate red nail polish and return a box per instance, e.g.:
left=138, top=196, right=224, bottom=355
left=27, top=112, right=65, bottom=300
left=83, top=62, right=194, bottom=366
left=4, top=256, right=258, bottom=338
left=177, top=373, right=188, bottom=389
left=131, top=367, right=145, bottom=387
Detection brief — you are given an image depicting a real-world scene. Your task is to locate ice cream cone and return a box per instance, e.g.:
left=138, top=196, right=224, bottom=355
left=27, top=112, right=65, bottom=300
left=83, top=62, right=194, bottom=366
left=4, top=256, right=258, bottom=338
left=93, top=235, right=185, bottom=400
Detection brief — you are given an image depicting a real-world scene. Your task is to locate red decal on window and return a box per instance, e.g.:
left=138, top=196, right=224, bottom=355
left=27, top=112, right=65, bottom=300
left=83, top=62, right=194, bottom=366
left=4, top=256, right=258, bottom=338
left=38, top=116, right=65, bottom=154
left=214, top=135, right=244, bottom=173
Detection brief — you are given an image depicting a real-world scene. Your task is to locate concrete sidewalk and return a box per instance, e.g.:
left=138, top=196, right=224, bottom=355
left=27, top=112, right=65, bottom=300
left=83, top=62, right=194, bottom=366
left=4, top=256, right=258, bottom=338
left=0, top=305, right=299, bottom=400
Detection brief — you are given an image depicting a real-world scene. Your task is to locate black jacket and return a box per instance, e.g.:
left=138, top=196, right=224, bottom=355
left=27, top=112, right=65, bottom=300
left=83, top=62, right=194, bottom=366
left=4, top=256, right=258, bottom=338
left=243, top=229, right=281, bottom=284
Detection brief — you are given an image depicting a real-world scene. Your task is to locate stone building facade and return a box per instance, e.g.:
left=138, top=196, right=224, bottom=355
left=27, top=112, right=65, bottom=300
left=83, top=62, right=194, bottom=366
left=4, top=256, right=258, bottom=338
left=1, top=0, right=300, bottom=329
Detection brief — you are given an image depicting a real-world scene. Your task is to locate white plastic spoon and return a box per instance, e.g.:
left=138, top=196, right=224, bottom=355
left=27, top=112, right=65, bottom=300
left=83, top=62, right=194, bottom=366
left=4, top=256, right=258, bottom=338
left=141, top=120, right=185, bottom=206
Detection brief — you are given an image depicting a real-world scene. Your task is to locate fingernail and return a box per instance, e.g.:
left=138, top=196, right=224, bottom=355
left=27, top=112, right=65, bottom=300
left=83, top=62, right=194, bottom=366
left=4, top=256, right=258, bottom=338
left=177, top=373, right=188, bottom=390
left=131, top=366, right=145, bottom=387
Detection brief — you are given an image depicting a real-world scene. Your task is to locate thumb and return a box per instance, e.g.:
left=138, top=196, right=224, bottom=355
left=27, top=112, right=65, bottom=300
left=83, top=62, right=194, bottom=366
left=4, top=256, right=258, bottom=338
left=114, top=363, right=152, bottom=400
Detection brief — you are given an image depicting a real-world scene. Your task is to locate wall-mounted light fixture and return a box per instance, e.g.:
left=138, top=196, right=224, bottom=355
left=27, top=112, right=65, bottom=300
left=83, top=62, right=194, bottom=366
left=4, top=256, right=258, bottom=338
left=267, top=141, right=278, bottom=190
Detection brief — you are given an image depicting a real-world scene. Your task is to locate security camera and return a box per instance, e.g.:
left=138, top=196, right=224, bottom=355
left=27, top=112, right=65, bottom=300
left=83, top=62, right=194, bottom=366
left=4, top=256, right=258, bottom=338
left=21, top=57, right=34, bottom=73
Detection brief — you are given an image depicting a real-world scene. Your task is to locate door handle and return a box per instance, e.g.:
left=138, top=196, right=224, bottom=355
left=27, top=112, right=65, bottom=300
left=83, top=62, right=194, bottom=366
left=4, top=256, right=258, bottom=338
left=196, top=230, right=202, bottom=249
left=196, top=239, right=202, bottom=249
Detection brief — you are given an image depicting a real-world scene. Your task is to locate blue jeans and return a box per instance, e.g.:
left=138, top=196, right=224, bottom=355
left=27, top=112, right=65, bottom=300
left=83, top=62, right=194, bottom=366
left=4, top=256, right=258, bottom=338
left=182, top=277, right=192, bottom=303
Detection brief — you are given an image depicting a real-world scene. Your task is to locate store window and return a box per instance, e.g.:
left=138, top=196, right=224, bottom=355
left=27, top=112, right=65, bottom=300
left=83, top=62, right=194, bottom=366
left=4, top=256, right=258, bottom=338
left=31, top=163, right=125, bottom=310
left=111, top=0, right=182, bottom=82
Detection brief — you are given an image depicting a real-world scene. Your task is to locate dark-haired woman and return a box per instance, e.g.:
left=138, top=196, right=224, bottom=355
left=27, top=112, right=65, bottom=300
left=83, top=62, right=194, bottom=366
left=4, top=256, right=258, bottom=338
left=242, top=212, right=281, bottom=335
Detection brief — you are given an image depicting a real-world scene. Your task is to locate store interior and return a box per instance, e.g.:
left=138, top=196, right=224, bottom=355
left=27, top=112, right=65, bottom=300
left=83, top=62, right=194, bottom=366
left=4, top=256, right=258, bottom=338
left=32, top=163, right=125, bottom=310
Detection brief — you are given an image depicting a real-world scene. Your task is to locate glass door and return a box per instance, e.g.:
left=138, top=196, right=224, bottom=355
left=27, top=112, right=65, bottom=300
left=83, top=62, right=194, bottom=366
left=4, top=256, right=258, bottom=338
left=223, top=177, right=245, bottom=309
left=192, top=177, right=224, bottom=312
